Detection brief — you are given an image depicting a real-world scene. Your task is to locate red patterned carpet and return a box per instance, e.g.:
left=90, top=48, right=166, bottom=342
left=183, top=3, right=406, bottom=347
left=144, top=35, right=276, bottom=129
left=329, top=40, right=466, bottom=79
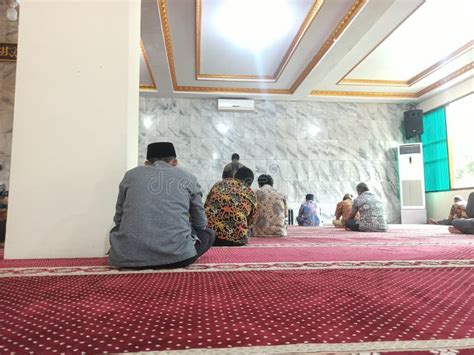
left=0, top=225, right=473, bottom=354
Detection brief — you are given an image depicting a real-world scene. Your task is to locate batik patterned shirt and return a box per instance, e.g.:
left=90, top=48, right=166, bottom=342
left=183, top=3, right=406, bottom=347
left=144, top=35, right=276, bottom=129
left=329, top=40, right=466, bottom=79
left=205, top=178, right=257, bottom=244
left=352, top=191, right=388, bottom=232
left=252, top=185, right=288, bottom=237
left=448, top=202, right=468, bottom=221
left=335, top=199, right=356, bottom=226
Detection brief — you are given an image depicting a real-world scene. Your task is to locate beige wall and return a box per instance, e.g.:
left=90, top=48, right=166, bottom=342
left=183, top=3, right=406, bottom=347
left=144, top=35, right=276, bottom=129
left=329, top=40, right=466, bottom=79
left=4, top=0, right=140, bottom=259
left=0, top=2, right=18, bottom=188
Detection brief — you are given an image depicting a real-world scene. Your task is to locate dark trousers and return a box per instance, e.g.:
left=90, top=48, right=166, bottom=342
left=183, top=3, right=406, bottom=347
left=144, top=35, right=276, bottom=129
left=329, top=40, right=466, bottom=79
left=213, top=238, right=246, bottom=247
left=157, top=227, right=216, bottom=269
left=452, top=218, right=474, bottom=234
left=346, top=219, right=360, bottom=231
left=436, top=219, right=452, bottom=225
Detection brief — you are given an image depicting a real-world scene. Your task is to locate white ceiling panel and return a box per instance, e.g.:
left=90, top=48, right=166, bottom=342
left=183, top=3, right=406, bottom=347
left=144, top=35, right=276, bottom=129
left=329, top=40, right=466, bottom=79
left=346, top=0, right=473, bottom=81
left=200, top=0, right=314, bottom=78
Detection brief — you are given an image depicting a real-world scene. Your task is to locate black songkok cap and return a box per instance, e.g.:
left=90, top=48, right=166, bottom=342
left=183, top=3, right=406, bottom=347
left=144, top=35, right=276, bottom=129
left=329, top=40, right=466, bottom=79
left=306, top=194, right=314, bottom=201
left=146, top=142, right=177, bottom=160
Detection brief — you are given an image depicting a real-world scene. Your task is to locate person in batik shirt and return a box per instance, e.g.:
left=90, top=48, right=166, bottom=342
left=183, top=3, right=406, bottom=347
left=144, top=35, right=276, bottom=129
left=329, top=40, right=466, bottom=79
left=252, top=174, right=288, bottom=237
left=450, top=192, right=474, bottom=235
left=346, top=182, right=387, bottom=232
left=205, top=167, right=257, bottom=246
left=428, top=195, right=467, bottom=225
left=296, top=194, right=320, bottom=226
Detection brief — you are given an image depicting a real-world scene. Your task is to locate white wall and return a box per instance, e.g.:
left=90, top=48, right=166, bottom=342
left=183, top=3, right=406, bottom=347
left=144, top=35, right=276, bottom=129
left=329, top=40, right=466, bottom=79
left=4, top=0, right=140, bottom=259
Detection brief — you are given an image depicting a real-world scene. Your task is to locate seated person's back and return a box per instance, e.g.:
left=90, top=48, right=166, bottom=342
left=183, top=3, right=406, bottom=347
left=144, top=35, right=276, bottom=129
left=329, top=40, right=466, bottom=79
left=205, top=167, right=257, bottom=246
left=333, top=194, right=357, bottom=227
left=253, top=174, right=288, bottom=237
left=109, top=142, right=214, bottom=268
left=347, top=182, right=387, bottom=232
left=222, top=153, right=244, bottom=179
left=296, top=194, right=320, bottom=226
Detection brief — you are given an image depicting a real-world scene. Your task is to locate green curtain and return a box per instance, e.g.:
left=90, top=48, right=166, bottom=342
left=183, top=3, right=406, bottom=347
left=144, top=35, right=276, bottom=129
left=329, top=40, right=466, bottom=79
left=421, top=107, right=450, bottom=192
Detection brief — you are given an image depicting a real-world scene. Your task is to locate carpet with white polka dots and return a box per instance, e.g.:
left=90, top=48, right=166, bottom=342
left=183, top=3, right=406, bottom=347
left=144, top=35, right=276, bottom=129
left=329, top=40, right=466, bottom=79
left=0, top=225, right=473, bottom=354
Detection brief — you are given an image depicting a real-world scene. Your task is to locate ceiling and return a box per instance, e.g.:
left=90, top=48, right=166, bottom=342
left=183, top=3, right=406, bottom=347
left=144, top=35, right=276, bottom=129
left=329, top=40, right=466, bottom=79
left=139, top=0, right=474, bottom=103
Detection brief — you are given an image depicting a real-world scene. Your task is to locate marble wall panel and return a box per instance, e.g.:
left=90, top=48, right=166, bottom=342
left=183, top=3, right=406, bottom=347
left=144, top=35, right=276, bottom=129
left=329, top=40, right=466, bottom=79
left=0, top=7, right=18, bottom=188
left=139, top=98, right=408, bottom=223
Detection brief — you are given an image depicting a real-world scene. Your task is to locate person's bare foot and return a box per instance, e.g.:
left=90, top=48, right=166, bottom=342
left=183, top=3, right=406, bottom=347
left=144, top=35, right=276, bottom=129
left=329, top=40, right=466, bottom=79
left=427, top=218, right=438, bottom=225
left=448, top=226, right=462, bottom=234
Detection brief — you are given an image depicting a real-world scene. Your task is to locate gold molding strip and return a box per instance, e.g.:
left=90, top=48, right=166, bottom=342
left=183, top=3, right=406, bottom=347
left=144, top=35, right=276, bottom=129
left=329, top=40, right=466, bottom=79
left=340, top=40, right=474, bottom=87
left=339, top=79, right=408, bottom=87
left=416, top=61, right=473, bottom=97
left=309, top=90, right=418, bottom=98
left=197, top=73, right=275, bottom=82
left=140, top=40, right=158, bottom=91
left=195, top=0, right=325, bottom=83
left=290, top=0, right=367, bottom=92
left=310, top=62, right=474, bottom=99
left=408, top=40, right=473, bottom=86
left=158, top=0, right=179, bottom=89
left=194, top=0, right=202, bottom=81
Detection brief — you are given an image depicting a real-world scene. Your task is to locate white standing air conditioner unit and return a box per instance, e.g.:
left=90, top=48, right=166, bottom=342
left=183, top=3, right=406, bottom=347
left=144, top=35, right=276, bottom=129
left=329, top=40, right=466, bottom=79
left=218, top=99, right=255, bottom=112
left=398, top=143, right=427, bottom=224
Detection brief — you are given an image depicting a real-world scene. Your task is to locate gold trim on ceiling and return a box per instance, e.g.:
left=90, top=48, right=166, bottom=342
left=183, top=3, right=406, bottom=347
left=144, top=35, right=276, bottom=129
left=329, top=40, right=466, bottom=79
left=195, top=0, right=325, bottom=83
left=309, top=90, right=418, bottom=98
left=339, top=40, right=474, bottom=87
left=290, top=0, right=367, bottom=92
left=157, top=0, right=367, bottom=94
left=140, top=40, right=158, bottom=91
left=310, top=62, right=474, bottom=99
left=416, top=61, right=473, bottom=97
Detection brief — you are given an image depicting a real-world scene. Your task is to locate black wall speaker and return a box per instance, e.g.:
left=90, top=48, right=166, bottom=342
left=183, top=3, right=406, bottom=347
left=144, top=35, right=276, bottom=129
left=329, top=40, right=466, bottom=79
left=404, top=109, right=424, bottom=138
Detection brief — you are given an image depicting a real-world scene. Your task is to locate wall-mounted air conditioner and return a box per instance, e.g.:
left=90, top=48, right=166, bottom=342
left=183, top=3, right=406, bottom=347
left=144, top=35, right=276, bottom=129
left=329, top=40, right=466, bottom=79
left=218, top=99, right=255, bottom=112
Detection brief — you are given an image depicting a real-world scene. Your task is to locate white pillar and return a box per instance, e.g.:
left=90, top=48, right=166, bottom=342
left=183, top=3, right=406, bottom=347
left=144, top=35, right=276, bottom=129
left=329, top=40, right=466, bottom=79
left=5, top=0, right=140, bottom=259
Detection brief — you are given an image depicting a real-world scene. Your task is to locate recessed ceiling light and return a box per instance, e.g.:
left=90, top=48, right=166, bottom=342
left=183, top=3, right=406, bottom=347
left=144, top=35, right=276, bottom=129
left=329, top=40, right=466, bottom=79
left=213, top=0, right=295, bottom=53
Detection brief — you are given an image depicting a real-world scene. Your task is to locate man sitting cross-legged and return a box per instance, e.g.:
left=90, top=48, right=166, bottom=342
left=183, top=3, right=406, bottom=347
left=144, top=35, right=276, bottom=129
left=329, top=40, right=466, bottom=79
left=205, top=166, right=257, bottom=246
left=346, top=182, right=388, bottom=232
left=252, top=174, right=288, bottom=237
left=449, top=192, right=474, bottom=235
left=333, top=193, right=357, bottom=228
left=428, top=195, right=467, bottom=225
left=109, top=142, right=215, bottom=268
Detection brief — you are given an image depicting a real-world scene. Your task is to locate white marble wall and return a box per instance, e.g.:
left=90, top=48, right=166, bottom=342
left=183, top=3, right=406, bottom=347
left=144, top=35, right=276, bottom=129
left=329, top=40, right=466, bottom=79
left=139, top=98, right=407, bottom=223
left=0, top=3, right=18, bottom=188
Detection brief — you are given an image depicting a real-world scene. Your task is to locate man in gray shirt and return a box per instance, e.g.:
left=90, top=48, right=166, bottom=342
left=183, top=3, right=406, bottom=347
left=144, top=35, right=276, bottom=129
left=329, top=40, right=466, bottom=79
left=109, top=142, right=215, bottom=268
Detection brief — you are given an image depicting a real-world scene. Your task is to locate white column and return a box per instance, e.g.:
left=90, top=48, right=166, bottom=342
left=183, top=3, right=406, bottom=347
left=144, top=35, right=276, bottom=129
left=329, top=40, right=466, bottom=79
left=5, top=0, right=140, bottom=258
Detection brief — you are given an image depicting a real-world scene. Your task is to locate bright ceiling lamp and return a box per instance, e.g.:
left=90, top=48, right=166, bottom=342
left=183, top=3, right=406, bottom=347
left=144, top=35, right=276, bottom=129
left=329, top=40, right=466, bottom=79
left=213, top=0, right=295, bottom=52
